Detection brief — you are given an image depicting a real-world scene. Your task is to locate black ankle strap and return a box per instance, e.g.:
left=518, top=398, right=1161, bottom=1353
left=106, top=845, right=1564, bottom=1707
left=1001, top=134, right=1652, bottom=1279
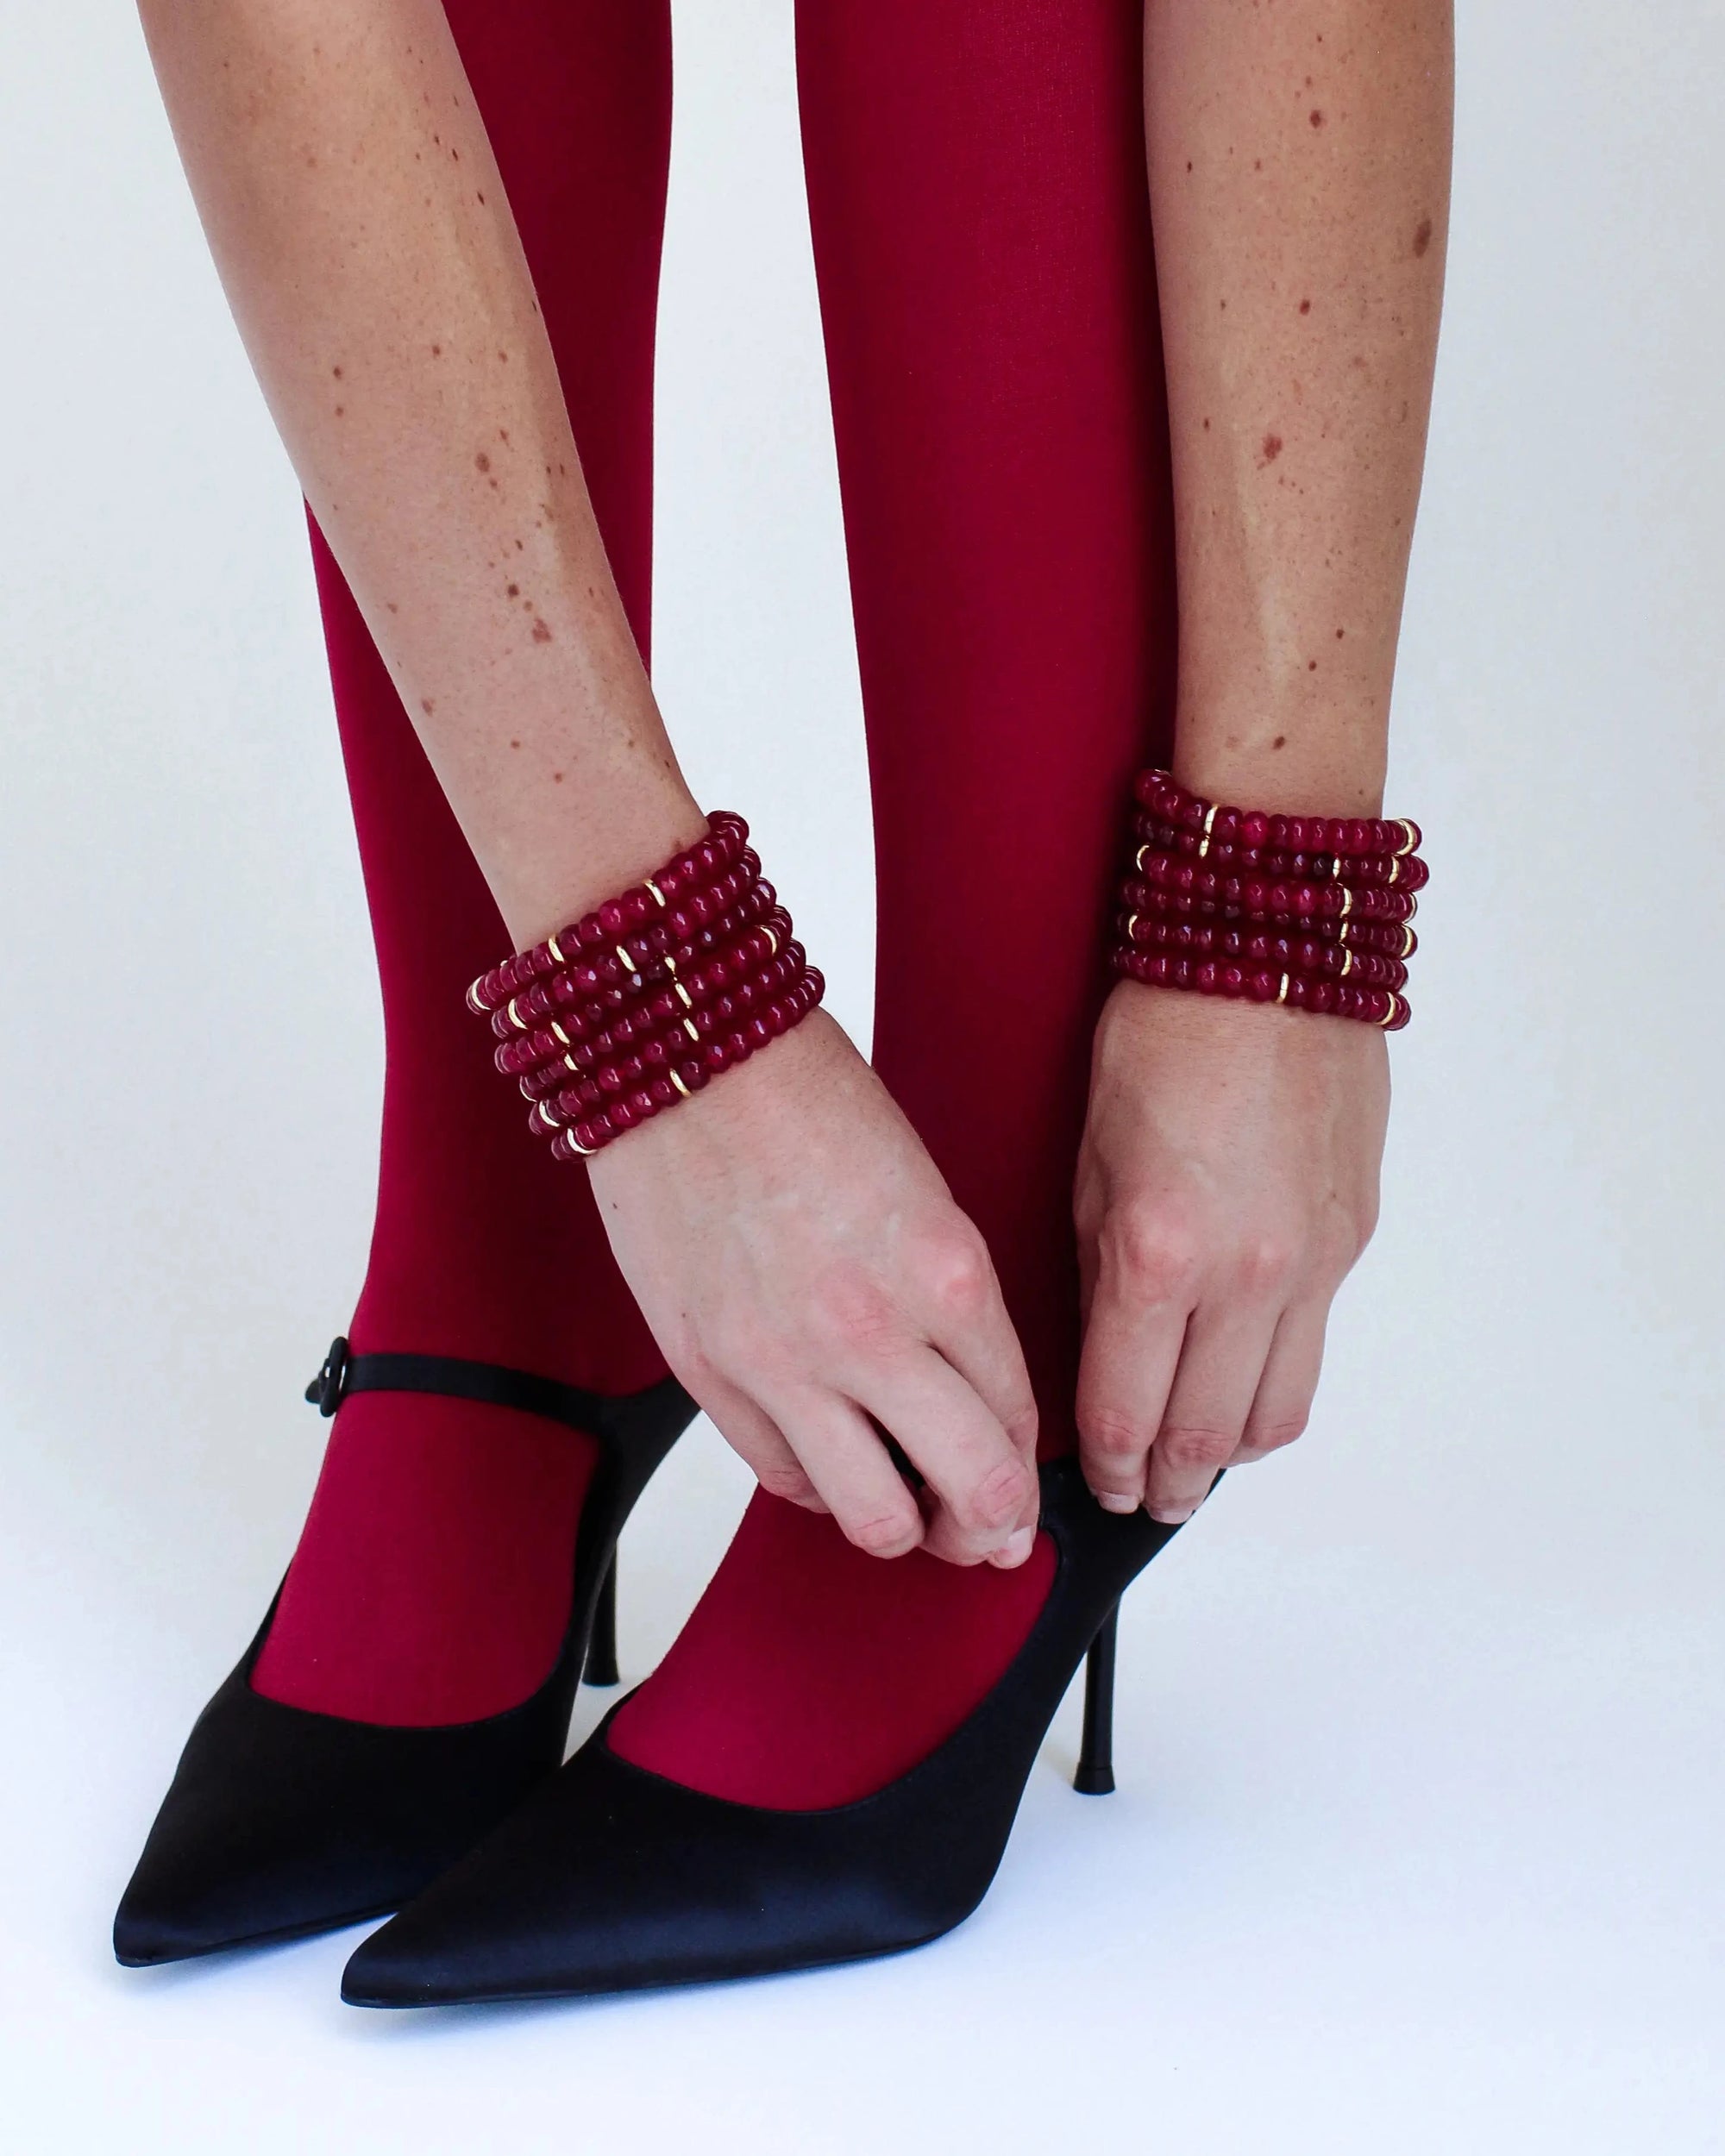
left=304, top=1335, right=619, bottom=1438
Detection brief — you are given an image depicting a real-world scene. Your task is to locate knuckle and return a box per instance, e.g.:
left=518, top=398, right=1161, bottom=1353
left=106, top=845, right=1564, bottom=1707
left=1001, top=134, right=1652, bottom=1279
left=915, top=1230, right=993, bottom=1322
left=848, top=1505, right=919, bottom=1558
left=808, top=1270, right=900, bottom=1360
left=1104, top=1204, right=1200, bottom=1308
left=1157, top=1423, right=1237, bottom=1473
left=966, top=1456, right=1032, bottom=1532
left=1242, top=1413, right=1308, bottom=1456
left=1077, top=1404, right=1153, bottom=1464
left=755, top=1459, right=819, bottom=1503
left=1229, top=1233, right=1298, bottom=1300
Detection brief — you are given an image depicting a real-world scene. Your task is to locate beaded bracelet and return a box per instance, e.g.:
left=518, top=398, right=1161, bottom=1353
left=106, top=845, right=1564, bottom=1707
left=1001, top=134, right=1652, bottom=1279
left=1134, top=769, right=1421, bottom=861
left=1113, top=944, right=1408, bottom=1028
left=1126, top=854, right=1421, bottom=926
left=1113, top=770, right=1426, bottom=1031
left=470, top=814, right=825, bottom=1157
left=490, top=884, right=783, bottom=1071
left=1132, top=818, right=1430, bottom=893
left=499, top=906, right=794, bottom=1084
left=1117, top=912, right=1409, bottom=992
left=525, top=946, right=812, bottom=1130
left=545, top=969, right=825, bottom=1163
left=515, top=928, right=804, bottom=1101
left=1123, top=885, right=1418, bottom=958
left=465, top=812, right=754, bottom=1014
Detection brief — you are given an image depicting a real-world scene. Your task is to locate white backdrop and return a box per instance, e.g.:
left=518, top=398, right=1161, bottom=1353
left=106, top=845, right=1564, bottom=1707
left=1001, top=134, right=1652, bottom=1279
left=2, top=3, right=1722, bottom=2151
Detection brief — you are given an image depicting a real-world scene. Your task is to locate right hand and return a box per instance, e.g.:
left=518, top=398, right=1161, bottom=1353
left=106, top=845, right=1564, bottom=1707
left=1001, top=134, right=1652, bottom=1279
left=588, top=1011, right=1042, bottom=1567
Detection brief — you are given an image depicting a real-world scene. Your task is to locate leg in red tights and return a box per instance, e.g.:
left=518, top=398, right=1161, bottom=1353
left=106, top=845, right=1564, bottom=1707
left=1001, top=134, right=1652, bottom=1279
left=252, top=0, right=673, bottom=1728
left=609, top=0, right=1178, bottom=1807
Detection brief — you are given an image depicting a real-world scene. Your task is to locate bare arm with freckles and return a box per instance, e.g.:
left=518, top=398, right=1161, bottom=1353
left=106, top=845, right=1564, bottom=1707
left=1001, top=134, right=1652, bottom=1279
left=138, top=0, right=1041, bottom=1567
left=1076, top=0, right=1452, bottom=1520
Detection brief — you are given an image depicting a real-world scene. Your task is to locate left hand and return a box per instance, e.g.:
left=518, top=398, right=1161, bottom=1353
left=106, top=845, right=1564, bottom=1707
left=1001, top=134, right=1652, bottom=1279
left=1073, top=980, right=1389, bottom=1523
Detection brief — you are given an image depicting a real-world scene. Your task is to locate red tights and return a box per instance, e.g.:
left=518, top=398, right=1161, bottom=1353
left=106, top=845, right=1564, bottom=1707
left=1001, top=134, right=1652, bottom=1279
left=254, top=0, right=1176, bottom=1808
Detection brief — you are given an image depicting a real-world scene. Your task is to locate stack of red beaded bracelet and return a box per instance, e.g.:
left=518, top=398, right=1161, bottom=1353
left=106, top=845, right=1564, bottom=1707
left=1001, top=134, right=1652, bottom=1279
left=466, top=812, right=825, bottom=1158
left=1111, top=769, right=1427, bottom=1030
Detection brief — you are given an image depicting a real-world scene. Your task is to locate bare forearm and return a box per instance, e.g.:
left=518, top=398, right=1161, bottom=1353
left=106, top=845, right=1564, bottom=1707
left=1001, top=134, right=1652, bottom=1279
left=137, top=0, right=700, bottom=939
left=1145, top=0, right=1452, bottom=814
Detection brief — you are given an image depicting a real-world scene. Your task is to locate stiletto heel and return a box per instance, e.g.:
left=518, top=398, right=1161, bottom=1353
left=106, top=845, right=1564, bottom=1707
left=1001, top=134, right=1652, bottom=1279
left=584, top=1555, right=620, bottom=1688
left=1073, top=1603, right=1118, bottom=1796
left=342, top=1460, right=1198, bottom=2008
left=113, top=1339, right=695, bottom=1967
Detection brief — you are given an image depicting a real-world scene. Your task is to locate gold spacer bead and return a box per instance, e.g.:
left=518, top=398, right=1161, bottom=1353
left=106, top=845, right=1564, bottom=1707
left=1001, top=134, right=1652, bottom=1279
left=565, top=1131, right=597, bottom=1157
left=1197, top=803, right=1220, bottom=862
left=674, top=981, right=694, bottom=1009
left=506, top=995, right=528, bottom=1031
left=1135, top=843, right=1151, bottom=874
left=1125, top=913, right=1141, bottom=943
left=614, top=944, right=637, bottom=974
left=564, top=1052, right=580, bottom=1075
left=1338, top=887, right=1353, bottom=921
left=1387, top=857, right=1402, bottom=887
left=1377, top=993, right=1401, bottom=1029
left=644, top=876, right=668, bottom=908
left=762, top=925, right=780, bottom=957
left=683, top=1018, right=700, bottom=1043
left=1395, top=819, right=1419, bottom=857
left=537, top=1100, right=561, bottom=1129
left=547, top=933, right=566, bottom=966
left=551, top=1021, right=571, bottom=1048
left=1401, top=924, right=1414, bottom=958
left=1276, top=972, right=1291, bottom=1006
left=669, top=1069, right=692, bottom=1100
left=1339, top=949, right=1354, bottom=978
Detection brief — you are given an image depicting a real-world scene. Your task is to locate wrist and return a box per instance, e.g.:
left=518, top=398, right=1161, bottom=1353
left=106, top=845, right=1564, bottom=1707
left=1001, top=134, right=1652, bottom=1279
left=1170, top=691, right=1389, bottom=821
left=495, top=778, right=708, bottom=951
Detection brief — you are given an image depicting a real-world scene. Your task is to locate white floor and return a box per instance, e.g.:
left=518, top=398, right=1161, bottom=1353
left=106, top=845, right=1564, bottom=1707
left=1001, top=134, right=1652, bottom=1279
left=4, top=1386, right=1722, bottom=2156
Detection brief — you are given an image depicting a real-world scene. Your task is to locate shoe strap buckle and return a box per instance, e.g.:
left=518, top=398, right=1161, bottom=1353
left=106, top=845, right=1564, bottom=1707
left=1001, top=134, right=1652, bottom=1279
left=305, top=1335, right=351, bottom=1417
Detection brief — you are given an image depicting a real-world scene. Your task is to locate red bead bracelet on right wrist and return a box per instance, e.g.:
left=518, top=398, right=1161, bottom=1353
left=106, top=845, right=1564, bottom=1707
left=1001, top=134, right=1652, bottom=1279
left=1110, top=769, right=1427, bottom=1031
left=467, top=812, right=826, bottom=1160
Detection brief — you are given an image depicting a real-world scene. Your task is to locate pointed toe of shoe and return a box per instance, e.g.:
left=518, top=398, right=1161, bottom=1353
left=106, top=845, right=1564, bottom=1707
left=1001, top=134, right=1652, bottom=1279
left=112, top=1788, right=398, bottom=1965
left=115, top=1653, right=569, bottom=1965
left=336, top=1728, right=988, bottom=2009
left=111, top=1888, right=211, bottom=1970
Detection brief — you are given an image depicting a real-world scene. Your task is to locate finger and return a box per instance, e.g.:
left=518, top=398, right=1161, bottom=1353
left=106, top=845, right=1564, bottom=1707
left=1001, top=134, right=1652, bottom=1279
left=915, top=1243, right=1041, bottom=1470
left=1233, top=1301, right=1328, bottom=1463
left=751, top=1381, right=928, bottom=1558
left=1144, top=1301, right=1280, bottom=1525
left=853, top=1347, right=1040, bottom=1568
left=1075, top=1282, right=1190, bottom=1516
left=693, top=1372, right=829, bottom=1512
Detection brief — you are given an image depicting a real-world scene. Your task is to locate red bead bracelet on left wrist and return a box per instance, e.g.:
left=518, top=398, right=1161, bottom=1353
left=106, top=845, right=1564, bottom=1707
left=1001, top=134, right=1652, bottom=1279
left=1111, top=768, right=1427, bottom=1031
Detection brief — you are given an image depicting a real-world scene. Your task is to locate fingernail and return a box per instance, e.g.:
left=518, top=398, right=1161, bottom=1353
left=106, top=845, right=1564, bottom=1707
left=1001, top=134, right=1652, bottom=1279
left=1093, top=1491, right=1142, bottom=1515
left=991, top=1526, right=1036, bottom=1568
left=1148, top=1506, right=1195, bottom=1526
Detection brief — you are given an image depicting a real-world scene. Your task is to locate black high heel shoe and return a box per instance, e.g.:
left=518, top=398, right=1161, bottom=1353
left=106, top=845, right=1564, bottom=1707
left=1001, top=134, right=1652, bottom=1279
left=112, top=1338, right=696, bottom=1968
left=340, top=1456, right=1189, bottom=2007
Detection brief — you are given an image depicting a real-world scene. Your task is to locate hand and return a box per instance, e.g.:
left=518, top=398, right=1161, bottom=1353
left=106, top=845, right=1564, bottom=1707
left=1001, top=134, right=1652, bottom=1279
left=1073, top=982, right=1388, bottom=1523
left=589, top=1011, right=1041, bottom=1566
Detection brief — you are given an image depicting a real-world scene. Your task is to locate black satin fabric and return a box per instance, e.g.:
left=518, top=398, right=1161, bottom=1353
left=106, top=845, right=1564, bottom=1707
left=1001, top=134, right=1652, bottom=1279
left=342, top=1457, right=1183, bottom=2006
left=113, top=1354, right=695, bottom=1967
